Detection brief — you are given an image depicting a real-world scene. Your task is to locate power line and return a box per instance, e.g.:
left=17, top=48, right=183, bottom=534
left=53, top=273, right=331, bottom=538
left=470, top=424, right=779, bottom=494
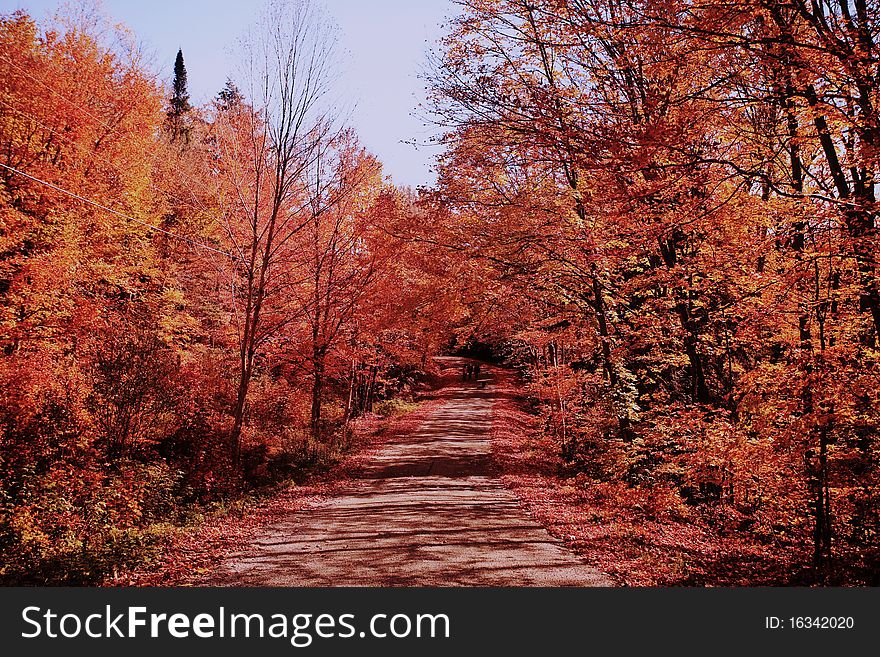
left=0, top=161, right=236, bottom=260
left=0, top=53, right=213, bottom=214
left=0, top=97, right=210, bottom=217
left=0, top=53, right=109, bottom=128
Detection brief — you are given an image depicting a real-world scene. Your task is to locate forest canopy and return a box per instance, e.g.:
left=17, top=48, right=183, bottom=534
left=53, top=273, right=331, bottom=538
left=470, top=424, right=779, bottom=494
left=0, top=2, right=444, bottom=583
left=423, top=0, right=880, bottom=584
left=0, top=0, right=878, bottom=585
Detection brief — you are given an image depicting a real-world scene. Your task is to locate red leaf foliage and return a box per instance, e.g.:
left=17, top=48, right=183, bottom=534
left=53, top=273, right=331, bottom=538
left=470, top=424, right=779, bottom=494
left=490, top=370, right=807, bottom=586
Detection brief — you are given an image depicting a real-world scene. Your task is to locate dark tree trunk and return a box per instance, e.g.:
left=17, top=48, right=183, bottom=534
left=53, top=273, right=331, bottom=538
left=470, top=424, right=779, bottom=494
left=310, top=348, right=325, bottom=441
left=658, top=235, right=711, bottom=404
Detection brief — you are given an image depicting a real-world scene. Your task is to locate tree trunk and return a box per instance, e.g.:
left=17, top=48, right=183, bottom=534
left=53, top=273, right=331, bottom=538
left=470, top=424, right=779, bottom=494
left=310, top=351, right=325, bottom=441
left=658, top=235, right=711, bottom=404
left=343, top=359, right=356, bottom=425
left=366, top=365, right=377, bottom=413
left=810, top=425, right=833, bottom=582
left=806, top=85, right=880, bottom=343
left=230, top=365, right=250, bottom=463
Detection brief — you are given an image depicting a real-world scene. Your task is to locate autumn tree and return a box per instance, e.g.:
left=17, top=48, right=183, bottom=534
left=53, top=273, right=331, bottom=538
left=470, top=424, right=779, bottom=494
left=291, top=132, right=384, bottom=440
left=428, top=0, right=880, bottom=582
left=0, top=2, right=424, bottom=583
left=0, top=7, right=194, bottom=581
left=213, top=0, right=341, bottom=462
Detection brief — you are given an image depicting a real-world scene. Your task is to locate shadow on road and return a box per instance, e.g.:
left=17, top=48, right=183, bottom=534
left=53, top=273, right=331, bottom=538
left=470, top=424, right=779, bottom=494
left=209, top=357, right=612, bottom=586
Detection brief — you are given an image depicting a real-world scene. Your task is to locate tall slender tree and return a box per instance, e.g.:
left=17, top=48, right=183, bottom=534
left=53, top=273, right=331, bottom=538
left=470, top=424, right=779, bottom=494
left=166, top=48, right=192, bottom=143
left=215, top=0, right=340, bottom=463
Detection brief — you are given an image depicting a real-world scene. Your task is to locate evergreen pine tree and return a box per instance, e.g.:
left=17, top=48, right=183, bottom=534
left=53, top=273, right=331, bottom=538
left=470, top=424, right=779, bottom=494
left=216, top=78, right=243, bottom=112
left=166, top=48, right=192, bottom=143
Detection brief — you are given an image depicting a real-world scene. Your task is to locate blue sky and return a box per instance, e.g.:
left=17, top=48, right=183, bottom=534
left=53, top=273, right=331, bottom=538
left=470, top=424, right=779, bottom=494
left=4, top=0, right=454, bottom=188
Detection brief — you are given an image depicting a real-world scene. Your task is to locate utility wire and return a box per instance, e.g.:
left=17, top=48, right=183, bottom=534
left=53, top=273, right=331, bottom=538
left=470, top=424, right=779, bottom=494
left=0, top=97, right=210, bottom=217
left=0, top=53, right=213, bottom=213
left=0, top=161, right=236, bottom=259
left=0, top=54, right=233, bottom=259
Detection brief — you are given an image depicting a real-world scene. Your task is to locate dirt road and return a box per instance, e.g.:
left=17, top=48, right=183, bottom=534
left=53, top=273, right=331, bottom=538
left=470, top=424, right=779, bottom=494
left=209, top=358, right=612, bottom=586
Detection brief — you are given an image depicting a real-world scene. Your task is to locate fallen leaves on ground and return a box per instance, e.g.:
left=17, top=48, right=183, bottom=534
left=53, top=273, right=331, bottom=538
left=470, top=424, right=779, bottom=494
left=109, top=398, right=444, bottom=587
left=489, top=371, right=806, bottom=586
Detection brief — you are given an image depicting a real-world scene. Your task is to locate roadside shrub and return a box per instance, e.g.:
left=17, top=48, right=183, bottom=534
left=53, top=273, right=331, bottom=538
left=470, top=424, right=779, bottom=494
left=373, top=398, right=419, bottom=417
